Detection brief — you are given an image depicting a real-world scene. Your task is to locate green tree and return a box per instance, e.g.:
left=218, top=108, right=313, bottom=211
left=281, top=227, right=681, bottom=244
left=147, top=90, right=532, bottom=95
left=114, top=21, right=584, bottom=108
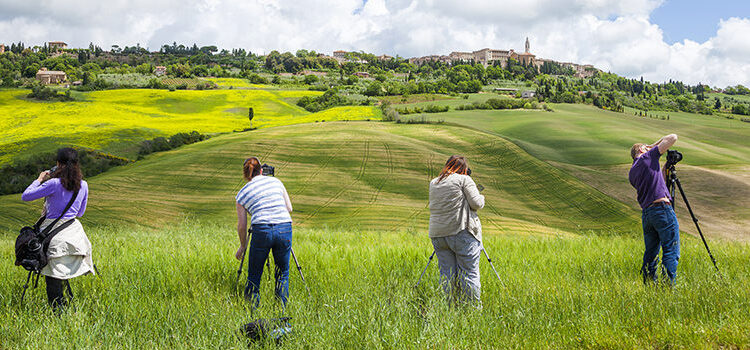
left=303, top=74, right=319, bottom=84
left=732, top=104, right=748, bottom=115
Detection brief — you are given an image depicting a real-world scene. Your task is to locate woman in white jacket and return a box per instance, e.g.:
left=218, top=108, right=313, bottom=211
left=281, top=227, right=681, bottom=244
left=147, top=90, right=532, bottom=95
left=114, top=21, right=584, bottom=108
left=428, top=155, right=484, bottom=305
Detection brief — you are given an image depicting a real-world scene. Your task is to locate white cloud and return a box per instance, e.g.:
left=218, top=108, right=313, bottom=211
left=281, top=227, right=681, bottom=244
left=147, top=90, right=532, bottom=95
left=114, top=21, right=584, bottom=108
left=0, top=0, right=748, bottom=86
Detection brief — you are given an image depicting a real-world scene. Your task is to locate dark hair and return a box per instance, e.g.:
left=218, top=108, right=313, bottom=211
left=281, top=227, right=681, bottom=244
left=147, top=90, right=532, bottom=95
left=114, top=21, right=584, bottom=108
left=51, top=147, right=82, bottom=192
left=243, top=157, right=262, bottom=181
left=437, top=155, right=469, bottom=183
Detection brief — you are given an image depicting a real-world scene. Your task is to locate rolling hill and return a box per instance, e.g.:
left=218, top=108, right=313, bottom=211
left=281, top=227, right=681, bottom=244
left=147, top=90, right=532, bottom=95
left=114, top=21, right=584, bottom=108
left=400, top=99, right=750, bottom=239
left=0, top=121, right=640, bottom=236
left=0, top=88, right=379, bottom=165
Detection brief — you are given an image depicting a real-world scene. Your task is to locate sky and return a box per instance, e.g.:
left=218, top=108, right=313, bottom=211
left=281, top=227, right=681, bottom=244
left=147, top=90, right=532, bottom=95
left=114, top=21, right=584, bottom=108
left=0, top=0, right=748, bottom=87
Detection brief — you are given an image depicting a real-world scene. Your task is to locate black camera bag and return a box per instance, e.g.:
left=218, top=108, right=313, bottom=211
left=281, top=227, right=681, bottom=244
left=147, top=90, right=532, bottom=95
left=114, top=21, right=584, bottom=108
left=240, top=317, right=292, bottom=343
left=15, top=188, right=79, bottom=272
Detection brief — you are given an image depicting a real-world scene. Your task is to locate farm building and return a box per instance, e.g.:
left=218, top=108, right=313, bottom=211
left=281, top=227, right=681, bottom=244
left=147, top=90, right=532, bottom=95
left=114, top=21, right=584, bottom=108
left=154, top=66, right=166, bottom=76
left=36, top=68, right=67, bottom=84
left=48, top=41, right=67, bottom=51
left=521, top=90, right=536, bottom=98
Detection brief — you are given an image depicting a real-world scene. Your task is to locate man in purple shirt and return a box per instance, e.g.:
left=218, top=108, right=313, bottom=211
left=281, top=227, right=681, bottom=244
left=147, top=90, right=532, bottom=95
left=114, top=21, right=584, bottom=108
left=628, top=133, right=680, bottom=284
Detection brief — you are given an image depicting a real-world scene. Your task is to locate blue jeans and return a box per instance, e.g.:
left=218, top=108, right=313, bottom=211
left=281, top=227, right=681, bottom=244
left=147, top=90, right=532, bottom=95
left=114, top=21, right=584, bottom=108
left=245, top=222, right=292, bottom=308
left=641, top=203, right=680, bottom=284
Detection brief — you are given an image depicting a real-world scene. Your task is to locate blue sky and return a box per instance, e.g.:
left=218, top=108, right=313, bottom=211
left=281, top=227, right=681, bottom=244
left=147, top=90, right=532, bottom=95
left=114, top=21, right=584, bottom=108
left=651, top=0, right=750, bottom=43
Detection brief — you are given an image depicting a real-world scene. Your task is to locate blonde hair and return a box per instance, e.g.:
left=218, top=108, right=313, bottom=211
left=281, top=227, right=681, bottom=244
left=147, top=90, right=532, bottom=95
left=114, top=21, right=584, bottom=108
left=631, top=143, right=646, bottom=160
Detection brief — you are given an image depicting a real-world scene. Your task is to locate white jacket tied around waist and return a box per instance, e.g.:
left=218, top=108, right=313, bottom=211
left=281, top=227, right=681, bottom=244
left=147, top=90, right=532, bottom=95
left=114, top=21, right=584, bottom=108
left=429, top=173, right=485, bottom=241
left=40, top=218, right=95, bottom=279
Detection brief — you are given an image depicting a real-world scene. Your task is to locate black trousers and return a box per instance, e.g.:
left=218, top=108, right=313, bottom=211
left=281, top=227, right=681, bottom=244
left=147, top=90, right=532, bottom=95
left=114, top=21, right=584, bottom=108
left=45, top=276, right=71, bottom=309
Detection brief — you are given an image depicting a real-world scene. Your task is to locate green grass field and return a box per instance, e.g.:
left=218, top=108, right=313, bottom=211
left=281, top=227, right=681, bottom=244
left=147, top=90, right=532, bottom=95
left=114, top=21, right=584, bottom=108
left=2, top=87, right=750, bottom=348
left=0, top=88, right=379, bottom=165
left=1, top=222, right=748, bottom=348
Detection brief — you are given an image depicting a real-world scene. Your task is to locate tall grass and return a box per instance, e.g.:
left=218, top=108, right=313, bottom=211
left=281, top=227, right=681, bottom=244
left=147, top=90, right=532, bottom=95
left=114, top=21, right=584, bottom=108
left=1, top=220, right=748, bottom=348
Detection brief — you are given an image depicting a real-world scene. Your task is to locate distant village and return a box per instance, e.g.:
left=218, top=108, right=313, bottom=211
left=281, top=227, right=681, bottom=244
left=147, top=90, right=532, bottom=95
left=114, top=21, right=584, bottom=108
left=1, top=38, right=598, bottom=86
left=403, top=38, right=596, bottom=79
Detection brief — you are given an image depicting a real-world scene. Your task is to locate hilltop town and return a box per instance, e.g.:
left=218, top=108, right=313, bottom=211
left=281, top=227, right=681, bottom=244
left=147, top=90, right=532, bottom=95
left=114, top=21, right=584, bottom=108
left=404, top=38, right=596, bottom=78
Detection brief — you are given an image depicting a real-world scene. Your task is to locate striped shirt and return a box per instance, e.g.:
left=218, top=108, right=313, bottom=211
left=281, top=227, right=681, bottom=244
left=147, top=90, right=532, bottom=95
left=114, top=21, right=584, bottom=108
left=236, top=175, right=292, bottom=224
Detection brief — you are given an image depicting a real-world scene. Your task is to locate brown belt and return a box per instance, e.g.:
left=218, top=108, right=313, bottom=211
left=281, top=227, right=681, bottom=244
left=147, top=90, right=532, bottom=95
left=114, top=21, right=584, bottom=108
left=648, top=201, right=672, bottom=208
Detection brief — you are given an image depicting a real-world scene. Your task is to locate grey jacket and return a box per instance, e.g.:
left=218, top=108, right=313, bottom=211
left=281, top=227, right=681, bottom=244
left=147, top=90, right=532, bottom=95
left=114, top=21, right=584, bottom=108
left=429, top=173, right=485, bottom=241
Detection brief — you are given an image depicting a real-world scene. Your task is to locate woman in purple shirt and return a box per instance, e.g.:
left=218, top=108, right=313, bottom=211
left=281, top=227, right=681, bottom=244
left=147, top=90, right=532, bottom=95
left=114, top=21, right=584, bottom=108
left=22, top=148, right=95, bottom=310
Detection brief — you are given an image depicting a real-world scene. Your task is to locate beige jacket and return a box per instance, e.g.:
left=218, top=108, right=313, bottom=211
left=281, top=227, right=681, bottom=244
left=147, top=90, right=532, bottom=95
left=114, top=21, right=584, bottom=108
left=40, top=218, right=95, bottom=279
left=429, top=173, right=485, bottom=241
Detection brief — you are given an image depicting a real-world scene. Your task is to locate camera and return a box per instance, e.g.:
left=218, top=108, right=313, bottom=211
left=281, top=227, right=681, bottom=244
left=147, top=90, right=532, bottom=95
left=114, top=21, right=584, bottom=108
left=261, top=164, right=275, bottom=176
left=666, top=149, right=683, bottom=167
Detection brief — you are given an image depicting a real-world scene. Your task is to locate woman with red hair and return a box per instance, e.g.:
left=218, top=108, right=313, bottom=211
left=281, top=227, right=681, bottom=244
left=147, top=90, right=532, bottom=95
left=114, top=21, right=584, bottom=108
left=428, top=155, right=485, bottom=305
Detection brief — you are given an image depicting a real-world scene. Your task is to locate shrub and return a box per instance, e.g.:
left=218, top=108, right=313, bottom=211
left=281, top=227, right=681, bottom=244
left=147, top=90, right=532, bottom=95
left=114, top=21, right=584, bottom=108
left=137, top=131, right=208, bottom=158
left=0, top=148, right=131, bottom=195
left=380, top=101, right=401, bottom=122
left=27, top=83, right=73, bottom=101
left=296, top=89, right=355, bottom=112
left=247, top=74, right=268, bottom=84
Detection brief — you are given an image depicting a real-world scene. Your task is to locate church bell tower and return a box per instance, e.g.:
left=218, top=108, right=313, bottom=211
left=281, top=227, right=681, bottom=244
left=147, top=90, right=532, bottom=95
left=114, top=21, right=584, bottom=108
left=525, top=37, right=530, bottom=53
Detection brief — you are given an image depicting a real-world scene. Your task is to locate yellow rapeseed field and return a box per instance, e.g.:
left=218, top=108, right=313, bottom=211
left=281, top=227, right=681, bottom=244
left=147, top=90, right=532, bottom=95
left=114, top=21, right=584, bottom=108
left=0, top=88, right=380, bottom=164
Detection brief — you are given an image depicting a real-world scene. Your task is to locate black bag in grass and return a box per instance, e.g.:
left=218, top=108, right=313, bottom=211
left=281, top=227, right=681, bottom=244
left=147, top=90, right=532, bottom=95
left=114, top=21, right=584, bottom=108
left=241, top=317, right=292, bottom=343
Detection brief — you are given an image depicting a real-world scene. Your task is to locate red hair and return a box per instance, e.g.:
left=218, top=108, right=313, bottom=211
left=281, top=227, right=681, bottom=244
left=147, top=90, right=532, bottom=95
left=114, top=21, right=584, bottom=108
left=243, top=157, right=261, bottom=181
left=437, top=155, right=469, bottom=182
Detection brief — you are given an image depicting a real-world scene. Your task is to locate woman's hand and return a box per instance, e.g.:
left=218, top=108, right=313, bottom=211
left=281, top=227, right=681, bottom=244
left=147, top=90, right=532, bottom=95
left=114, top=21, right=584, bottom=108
left=37, top=171, right=50, bottom=183
left=235, top=245, right=247, bottom=261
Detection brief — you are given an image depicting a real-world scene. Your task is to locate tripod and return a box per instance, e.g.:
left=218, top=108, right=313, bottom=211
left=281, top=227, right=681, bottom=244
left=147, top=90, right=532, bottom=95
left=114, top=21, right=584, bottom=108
left=236, top=229, right=311, bottom=297
left=665, top=164, right=720, bottom=272
left=415, top=245, right=503, bottom=288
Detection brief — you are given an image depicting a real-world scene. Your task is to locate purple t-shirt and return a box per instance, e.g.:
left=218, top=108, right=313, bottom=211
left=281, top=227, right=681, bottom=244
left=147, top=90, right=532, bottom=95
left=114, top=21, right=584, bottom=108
left=22, top=178, right=89, bottom=219
left=628, top=146, right=671, bottom=210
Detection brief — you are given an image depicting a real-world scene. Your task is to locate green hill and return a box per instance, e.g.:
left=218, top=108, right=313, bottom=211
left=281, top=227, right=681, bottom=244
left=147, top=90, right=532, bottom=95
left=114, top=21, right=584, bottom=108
left=402, top=100, right=750, bottom=239
left=0, top=121, right=639, bottom=236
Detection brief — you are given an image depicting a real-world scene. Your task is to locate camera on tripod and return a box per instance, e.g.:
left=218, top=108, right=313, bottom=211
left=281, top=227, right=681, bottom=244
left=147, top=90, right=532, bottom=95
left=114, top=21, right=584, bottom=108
left=261, top=164, right=274, bottom=176
left=666, top=149, right=683, bottom=167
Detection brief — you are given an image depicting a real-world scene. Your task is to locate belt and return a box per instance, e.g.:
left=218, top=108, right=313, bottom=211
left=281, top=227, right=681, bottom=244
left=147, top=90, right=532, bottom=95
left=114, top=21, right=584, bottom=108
left=648, top=201, right=672, bottom=208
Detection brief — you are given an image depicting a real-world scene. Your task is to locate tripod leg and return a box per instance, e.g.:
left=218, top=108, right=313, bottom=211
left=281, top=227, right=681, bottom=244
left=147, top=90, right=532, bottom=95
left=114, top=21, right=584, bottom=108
left=674, top=178, right=720, bottom=272
left=20, top=270, right=33, bottom=303
left=290, top=248, right=311, bottom=297
left=481, top=248, right=503, bottom=285
left=236, top=229, right=251, bottom=290
left=65, top=280, right=74, bottom=300
left=415, top=251, right=436, bottom=288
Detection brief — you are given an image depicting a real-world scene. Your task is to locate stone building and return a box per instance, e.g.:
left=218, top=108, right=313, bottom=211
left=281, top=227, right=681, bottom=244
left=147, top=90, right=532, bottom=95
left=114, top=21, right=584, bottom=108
left=154, top=66, right=167, bottom=76
left=0, top=44, right=5, bottom=54
left=48, top=41, right=67, bottom=51
left=333, top=50, right=347, bottom=62
left=36, top=67, right=67, bottom=84
left=448, top=51, right=474, bottom=62
left=473, top=48, right=511, bottom=66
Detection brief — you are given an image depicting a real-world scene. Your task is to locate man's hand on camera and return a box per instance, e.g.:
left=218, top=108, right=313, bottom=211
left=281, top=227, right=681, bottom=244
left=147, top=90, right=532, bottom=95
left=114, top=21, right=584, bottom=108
left=37, top=171, right=50, bottom=183
left=235, top=245, right=247, bottom=261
